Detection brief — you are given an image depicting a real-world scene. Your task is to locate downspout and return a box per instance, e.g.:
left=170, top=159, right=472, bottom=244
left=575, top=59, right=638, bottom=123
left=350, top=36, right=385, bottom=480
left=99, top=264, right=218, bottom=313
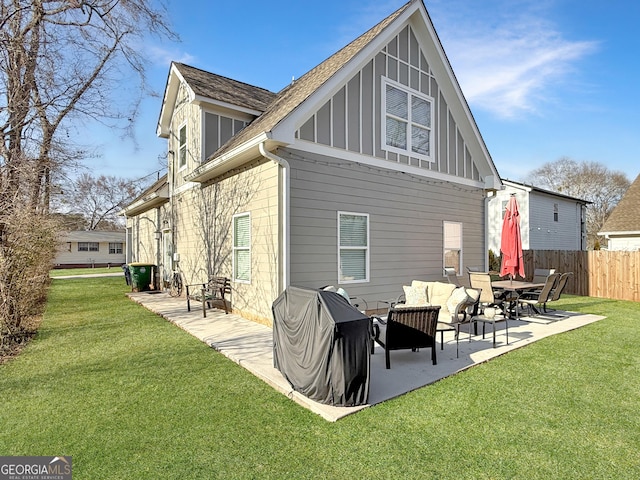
left=484, top=190, right=493, bottom=271
left=259, top=142, right=290, bottom=292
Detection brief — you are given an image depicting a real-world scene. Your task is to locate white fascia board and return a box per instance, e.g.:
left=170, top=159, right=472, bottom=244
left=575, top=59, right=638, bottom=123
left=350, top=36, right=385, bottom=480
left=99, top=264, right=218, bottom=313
left=185, top=132, right=276, bottom=183
left=292, top=140, right=486, bottom=189
left=157, top=64, right=192, bottom=138
left=598, top=230, right=640, bottom=237
left=121, top=192, right=168, bottom=217
left=192, top=94, right=264, bottom=117
left=502, top=180, right=532, bottom=193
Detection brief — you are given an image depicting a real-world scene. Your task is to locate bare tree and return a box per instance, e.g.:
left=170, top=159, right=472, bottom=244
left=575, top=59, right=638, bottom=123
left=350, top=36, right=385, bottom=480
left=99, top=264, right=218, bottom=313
left=0, top=0, right=175, bottom=353
left=0, top=0, right=175, bottom=213
left=526, top=157, right=630, bottom=248
left=58, top=173, right=147, bottom=230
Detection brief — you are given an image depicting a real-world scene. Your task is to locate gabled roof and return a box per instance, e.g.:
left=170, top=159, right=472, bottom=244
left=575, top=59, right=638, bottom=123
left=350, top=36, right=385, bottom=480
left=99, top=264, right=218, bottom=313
left=61, top=231, right=126, bottom=242
left=599, top=173, right=640, bottom=234
left=157, top=64, right=277, bottom=138
left=183, top=0, right=500, bottom=187
left=174, top=63, right=276, bottom=112
left=502, top=179, right=590, bottom=204
left=206, top=1, right=412, bottom=161
left=121, top=174, right=169, bottom=217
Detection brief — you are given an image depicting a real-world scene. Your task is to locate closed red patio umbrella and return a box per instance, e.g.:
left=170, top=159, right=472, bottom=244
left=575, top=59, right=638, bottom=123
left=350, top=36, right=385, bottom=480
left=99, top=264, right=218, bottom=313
left=500, top=195, right=525, bottom=280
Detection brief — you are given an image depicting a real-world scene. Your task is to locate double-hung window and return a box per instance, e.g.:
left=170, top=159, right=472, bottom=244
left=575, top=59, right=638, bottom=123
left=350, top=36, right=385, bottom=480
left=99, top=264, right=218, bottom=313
left=383, top=78, right=433, bottom=159
left=78, top=242, right=99, bottom=252
left=109, top=242, right=123, bottom=254
left=233, top=213, right=251, bottom=283
left=178, top=124, right=187, bottom=169
left=443, top=221, right=462, bottom=274
left=338, top=212, right=369, bottom=283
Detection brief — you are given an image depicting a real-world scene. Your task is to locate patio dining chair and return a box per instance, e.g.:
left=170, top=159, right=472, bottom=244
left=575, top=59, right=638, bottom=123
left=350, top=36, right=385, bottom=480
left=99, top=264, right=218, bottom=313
left=468, top=272, right=513, bottom=317
left=518, top=273, right=560, bottom=316
left=545, top=272, right=573, bottom=312
left=532, top=268, right=556, bottom=284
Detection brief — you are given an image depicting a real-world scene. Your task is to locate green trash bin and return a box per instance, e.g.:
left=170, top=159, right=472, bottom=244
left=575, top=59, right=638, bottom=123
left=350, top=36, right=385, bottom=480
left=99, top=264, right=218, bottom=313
left=129, top=263, right=155, bottom=292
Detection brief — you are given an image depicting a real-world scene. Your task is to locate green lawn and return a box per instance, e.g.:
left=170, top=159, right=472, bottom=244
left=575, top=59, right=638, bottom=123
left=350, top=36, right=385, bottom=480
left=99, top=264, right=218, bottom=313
left=1, top=278, right=639, bottom=479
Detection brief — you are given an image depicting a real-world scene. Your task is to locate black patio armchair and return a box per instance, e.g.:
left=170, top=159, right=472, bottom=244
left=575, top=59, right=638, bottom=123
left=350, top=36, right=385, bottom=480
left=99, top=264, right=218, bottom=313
left=373, top=305, right=440, bottom=369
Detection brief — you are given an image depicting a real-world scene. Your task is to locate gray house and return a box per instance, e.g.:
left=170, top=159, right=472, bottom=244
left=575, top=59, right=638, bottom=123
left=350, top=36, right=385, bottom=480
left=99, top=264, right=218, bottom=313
left=124, top=0, right=502, bottom=324
left=488, top=179, right=589, bottom=255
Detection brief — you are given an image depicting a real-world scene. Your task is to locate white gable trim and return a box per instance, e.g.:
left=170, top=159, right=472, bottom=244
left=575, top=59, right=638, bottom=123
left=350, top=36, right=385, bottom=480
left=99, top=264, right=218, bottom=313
left=157, top=63, right=194, bottom=138
left=291, top=139, right=488, bottom=189
left=272, top=1, right=500, bottom=184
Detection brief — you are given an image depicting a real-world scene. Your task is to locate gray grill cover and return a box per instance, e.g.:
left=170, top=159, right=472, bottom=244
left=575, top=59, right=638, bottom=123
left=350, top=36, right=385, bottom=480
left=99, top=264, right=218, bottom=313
left=272, top=286, right=371, bottom=406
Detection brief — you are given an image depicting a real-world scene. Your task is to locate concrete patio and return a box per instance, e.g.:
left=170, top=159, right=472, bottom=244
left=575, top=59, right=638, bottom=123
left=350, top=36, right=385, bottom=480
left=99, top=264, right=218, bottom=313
left=128, top=291, right=605, bottom=422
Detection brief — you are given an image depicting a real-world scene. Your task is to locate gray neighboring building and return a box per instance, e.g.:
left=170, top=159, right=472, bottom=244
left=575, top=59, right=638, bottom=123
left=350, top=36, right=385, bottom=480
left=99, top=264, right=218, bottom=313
left=488, top=179, right=589, bottom=255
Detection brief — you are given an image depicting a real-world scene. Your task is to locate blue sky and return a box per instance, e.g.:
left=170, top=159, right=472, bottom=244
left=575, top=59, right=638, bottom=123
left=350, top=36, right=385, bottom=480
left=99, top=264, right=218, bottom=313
left=86, top=0, right=640, bottom=184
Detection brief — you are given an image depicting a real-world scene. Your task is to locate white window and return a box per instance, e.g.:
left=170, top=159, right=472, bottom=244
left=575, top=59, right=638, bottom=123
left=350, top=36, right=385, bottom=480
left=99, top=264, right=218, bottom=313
left=443, top=221, right=462, bottom=274
left=78, top=242, right=99, bottom=252
left=109, top=242, right=123, bottom=254
left=383, top=78, right=433, bottom=160
left=233, top=213, right=251, bottom=283
left=178, top=124, right=187, bottom=169
left=553, top=203, right=559, bottom=222
left=338, top=212, right=369, bottom=283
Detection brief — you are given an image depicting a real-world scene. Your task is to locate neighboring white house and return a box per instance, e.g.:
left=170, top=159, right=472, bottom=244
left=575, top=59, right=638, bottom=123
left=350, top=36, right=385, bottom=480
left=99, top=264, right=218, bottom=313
left=123, top=0, right=503, bottom=325
left=488, top=179, right=588, bottom=255
left=598, top=173, right=640, bottom=251
left=55, top=231, right=126, bottom=268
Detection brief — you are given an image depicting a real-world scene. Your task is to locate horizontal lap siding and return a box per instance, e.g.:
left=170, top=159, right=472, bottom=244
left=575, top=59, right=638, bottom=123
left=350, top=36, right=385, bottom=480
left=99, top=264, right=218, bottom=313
left=173, top=160, right=280, bottom=324
left=284, top=148, right=485, bottom=305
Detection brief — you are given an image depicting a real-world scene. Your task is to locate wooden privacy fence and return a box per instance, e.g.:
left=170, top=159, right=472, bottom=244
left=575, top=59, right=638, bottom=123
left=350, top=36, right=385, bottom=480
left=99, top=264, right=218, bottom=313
left=522, top=250, right=640, bottom=302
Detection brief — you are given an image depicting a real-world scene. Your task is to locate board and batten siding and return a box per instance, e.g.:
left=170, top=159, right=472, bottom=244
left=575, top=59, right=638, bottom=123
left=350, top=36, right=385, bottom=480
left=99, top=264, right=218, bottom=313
left=296, top=23, right=481, bottom=182
left=282, top=148, right=485, bottom=307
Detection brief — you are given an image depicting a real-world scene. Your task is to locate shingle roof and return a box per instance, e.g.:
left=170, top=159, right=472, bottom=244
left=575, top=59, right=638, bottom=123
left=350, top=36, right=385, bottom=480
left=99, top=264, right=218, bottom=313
left=208, top=0, right=414, bottom=160
left=173, top=63, right=276, bottom=112
left=61, top=231, right=126, bottom=242
left=600, top=174, right=640, bottom=233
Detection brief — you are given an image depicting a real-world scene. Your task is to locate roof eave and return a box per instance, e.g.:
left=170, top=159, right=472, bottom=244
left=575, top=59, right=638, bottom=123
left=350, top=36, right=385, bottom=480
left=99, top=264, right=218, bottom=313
left=192, top=94, right=264, bottom=117
left=185, top=133, right=285, bottom=183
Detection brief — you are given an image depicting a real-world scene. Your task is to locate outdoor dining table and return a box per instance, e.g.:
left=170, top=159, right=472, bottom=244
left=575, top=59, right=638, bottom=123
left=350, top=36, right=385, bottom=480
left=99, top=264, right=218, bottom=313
left=491, top=280, right=546, bottom=319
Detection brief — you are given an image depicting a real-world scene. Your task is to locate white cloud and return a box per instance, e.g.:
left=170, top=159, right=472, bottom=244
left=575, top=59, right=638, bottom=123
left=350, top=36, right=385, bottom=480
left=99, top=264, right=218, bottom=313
left=145, top=45, right=197, bottom=69
left=430, top=1, right=599, bottom=118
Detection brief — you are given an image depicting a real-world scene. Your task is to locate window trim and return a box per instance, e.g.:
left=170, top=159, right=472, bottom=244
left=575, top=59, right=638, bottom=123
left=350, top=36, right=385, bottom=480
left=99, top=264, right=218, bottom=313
left=443, top=221, right=463, bottom=275
left=553, top=203, right=559, bottom=222
left=233, top=212, right=251, bottom=284
left=109, top=242, right=123, bottom=254
left=381, top=77, right=434, bottom=162
left=178, top=122, right=187, bottom=170
left=337, top=211, right=370, bottom=284
left=78, top=242, right=99, bottom=252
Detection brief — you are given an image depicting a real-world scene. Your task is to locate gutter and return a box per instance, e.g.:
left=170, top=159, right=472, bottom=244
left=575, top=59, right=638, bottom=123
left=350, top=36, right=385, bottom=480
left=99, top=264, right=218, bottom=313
left=259, top=142, right=290, bottom=293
